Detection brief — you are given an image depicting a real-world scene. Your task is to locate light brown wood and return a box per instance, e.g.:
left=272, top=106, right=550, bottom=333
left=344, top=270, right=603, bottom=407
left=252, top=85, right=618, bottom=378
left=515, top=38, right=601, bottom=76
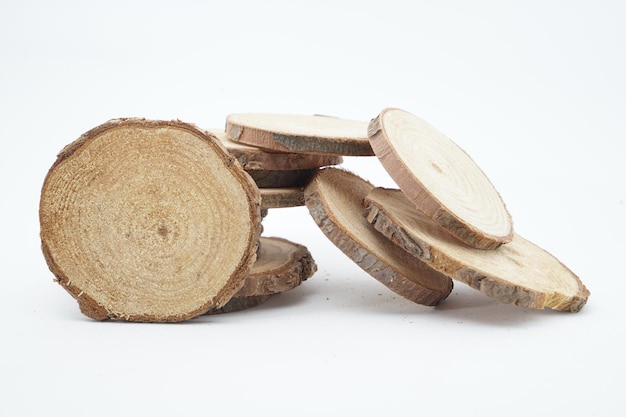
left=228, top=236, right=316, bottom=298
left=39, top=118, right=262, bottom=322
left=364, top=188, right=590, bottom=312
left=226, top=113, right=375, bottom=156
left=260, top=187, right=305, bottom=209
left=368, top=108, right=513, bottom=249
left=209, top=128, right=343, bottom=170
left=246, top=168, right=317, bottom=188
left=207, top=236, right=316, bottom=314
left=304, top=168, right=453, bottom=306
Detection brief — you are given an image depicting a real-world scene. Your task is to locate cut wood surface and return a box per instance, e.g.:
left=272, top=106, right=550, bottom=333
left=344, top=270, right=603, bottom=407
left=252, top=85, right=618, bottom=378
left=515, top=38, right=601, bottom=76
left=226, top=113, right=375, bottom=156
left=206, top=295, right=275, bottom=314
left=260, top=187, right=305, bottom=209
left=39, top=118, right=262, bottom=322
left=207, top=236, right=316, bottom=313
left=230, top=236, right=317, bottom=298
left=304, top=168, right=453, bottom=306
left=246, top=168, right=318, bottom=188
left=368, top=108, right=513, bottom=249
left=209, top=128, right=343, bottom=170
left=364, top=188, right=590, bottom=312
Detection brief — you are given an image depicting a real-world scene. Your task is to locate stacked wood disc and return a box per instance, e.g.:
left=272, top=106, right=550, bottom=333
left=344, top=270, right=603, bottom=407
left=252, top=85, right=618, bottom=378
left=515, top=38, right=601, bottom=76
left=210, top=128, right=343, bottom=188
left=225, top=113, right=374, bottom=156
left=207, top=237, right=317, bottom=314
left=39, top=119, right=263, bottom=322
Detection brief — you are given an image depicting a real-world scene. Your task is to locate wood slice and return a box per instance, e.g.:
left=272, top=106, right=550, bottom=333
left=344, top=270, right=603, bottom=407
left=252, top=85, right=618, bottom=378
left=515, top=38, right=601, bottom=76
left=39, top=118, right=262, bottom=322
left=226, top=113, right=375, bottom=156
left=260, top=187, right=305, bottom=209
left=364, top=188, right=590, bottom=312
left=304, top=168, right=453, bottom=306
left=209, top=128, right=343, bottom=170
left=207, top=236, right=316, bottom=314
left=246, top=168, right=317, bottom=188
left=368, top=108, right=513, bottom=249
left=206, top=294, right=275, bottom=314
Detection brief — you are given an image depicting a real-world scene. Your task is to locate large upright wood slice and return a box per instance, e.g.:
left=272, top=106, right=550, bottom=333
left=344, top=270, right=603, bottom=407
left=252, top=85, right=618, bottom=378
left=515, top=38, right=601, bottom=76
left=364, top=188, right=590, bottom=312
left=39, top=118, right=262, bottom=322
left=226, top=113, right=375, bottom=156
left=207, top=237, right=317, bottom=314
left=304, top=168, right=453, bottom=306
left=368, top=108, right=513, bottom=249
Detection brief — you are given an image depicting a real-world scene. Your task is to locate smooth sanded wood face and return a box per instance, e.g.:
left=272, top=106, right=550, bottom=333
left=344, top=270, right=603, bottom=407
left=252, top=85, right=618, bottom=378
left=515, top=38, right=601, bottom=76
left=304, top=168, right=453, bottom=306
left=260, top=187, right=305, bottom=209
left=364, top=188, right=589, bottom=312
left=39, top=119, right=262, bottom=322
left=226, top=113, right=375, bottom=156
left=368, top=108, right=513, bottom=249
left=209, top=129, right=343, bottom=170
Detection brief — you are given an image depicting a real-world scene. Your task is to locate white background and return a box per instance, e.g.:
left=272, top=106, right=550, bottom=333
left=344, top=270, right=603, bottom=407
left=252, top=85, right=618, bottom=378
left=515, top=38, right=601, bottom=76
left=1, top=1, right=624, bottom=415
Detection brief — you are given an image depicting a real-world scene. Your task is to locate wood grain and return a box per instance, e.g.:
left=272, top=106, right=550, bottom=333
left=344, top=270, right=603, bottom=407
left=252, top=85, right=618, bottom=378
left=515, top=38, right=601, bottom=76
left=39, top=118, right=262, bottom=322
left=364, top=187, right=589, bottom=312
left=368, top=108, right=513, bottom=249
left=304, top=168, right=453, bottom=306
left=207, top=236, right=316, bottom=314
left=260, top=187, right=305, bottom=209
left=209, top=128, right=343, bottom=170
left=226, top=113, right=375, bottom=156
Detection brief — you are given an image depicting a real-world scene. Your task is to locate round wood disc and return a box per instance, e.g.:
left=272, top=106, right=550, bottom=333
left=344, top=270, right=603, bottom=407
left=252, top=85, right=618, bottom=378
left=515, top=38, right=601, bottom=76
left=205, top=295, right=275, bottom=315
left=246, top=168, right=318, bottom=188
left=368, top=108, right=513, bottom=249
left=207, top=236, right=316, bottom=314
left=304, top=168, right=453, bottom=306
left=226, top=113, right=375, bottom=156
left=364, top=188, right=590, bottom=312
left=209, top=128, right=344, bottom=170
left=260, top=187, right=305, bottom=209
left=39, top=118, right=262, bottom=322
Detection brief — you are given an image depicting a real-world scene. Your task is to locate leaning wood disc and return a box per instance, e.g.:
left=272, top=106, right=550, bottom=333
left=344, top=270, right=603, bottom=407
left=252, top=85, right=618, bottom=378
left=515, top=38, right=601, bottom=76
left=209, top=128, right=343, bottom=170
left=368, top=108, right=513, bottom=249
left=39, top=118, right=262, bottom=322
left=207, top=236, right=316, bottom=314
left=226, top=113, right=375, bottom=156
left=304, top=168, right=453, bottom=306
left=364, top=188, right=590, bottom=312
left=260, top=187, right=305, bottom=209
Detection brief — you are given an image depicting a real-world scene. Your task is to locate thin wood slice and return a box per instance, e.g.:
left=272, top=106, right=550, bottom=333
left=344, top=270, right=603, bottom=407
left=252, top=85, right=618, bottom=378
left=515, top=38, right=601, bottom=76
left=368, top=108, right=513, bottom=249
left=207, top=236, right=316, bottom=314
left=226, top=113, right=375, bottom=156
left=364, top=188, right=589, bottom=312
left=208, top=128, right=343, bottom=170
left=207, top=295, right=275, bottom=314
left=304, top=168, right=453, bottom=306
left=246, top=168, right=318, bottom=188
left=260, top=187, right=305, bottom=209
left=39, top=118, right=262, bottom=322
